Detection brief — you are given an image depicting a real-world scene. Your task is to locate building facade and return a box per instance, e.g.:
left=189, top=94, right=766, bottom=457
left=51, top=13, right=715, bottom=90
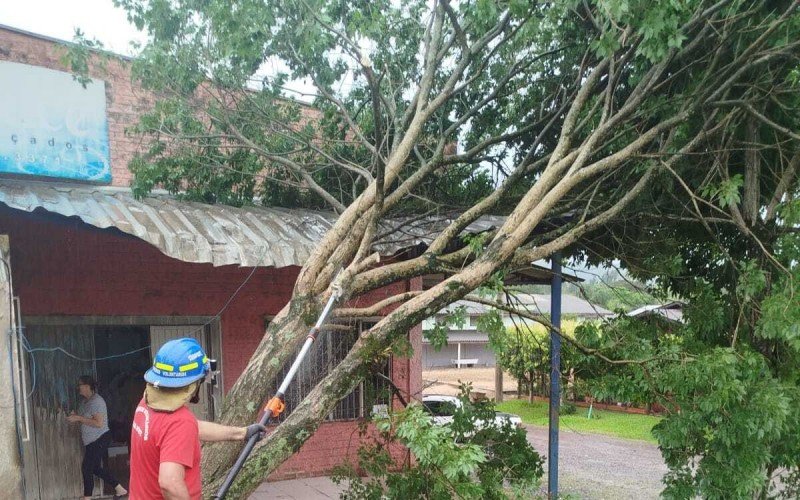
left=422, top=294, right=611, bottom=369
left=0, top=25, right=421, bottom=499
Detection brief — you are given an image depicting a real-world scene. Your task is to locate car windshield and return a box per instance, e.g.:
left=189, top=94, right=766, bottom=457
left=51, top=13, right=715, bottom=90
left=423, top=400, right=457, bottom=417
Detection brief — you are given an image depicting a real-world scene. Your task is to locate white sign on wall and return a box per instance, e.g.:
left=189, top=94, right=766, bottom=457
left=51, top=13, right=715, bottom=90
left=0, top=61, right=111, bottom=183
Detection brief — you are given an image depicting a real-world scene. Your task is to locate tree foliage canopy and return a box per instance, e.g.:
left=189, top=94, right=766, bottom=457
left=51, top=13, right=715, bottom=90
left=100, top=0, right=800, bottom=497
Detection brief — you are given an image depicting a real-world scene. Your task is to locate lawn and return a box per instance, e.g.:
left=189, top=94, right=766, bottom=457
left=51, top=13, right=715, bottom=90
left=496, top=400, right=661, bottom=443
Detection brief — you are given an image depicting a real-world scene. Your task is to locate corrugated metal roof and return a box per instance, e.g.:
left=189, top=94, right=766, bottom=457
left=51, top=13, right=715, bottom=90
left=0, top=179, right=508, bottom=269
left=435, top=294, right=612, bottom=318
left=371, top=214, right=505, bottom=255
left=628, top=302, right=684, bottom=322
left=0, top=179, right=338, bottom=268
left=506, top=293, right=613, bottom=317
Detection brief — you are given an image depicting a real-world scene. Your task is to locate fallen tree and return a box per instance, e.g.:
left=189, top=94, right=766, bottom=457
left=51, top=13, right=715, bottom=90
left=105, top=0, right=800, bottom=496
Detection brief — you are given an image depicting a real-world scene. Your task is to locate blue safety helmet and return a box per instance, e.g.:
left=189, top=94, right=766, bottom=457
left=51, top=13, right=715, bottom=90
left=145, top=338, right=210, bottom=388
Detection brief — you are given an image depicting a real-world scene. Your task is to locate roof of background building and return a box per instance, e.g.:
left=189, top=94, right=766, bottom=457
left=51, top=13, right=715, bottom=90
left=627, top=301, right=684, bottom=322
left=506, top=293, right=612, bottom=317
left=427, top=332, right=490, bottom=344
left=435, top=293, right=612, bottom=318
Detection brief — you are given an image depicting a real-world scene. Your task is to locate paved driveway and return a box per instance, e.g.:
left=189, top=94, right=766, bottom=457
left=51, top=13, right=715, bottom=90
left=526, top=424, right=668, bottom=499
left=250, top=425, right=668, bottom=499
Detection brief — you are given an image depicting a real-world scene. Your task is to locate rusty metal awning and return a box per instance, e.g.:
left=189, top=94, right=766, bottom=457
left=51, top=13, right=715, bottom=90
left=0, top=179, right=340, bottom=268
left=0, top=179, right=513, bottom=269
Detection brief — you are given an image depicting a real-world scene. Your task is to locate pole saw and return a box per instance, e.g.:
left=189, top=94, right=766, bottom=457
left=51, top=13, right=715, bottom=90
left=214, top=280, right=344, bottom=499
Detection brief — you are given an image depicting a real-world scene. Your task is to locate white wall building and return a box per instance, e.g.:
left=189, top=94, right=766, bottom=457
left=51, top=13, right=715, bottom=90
left=422, top=294, right=612, bottom=369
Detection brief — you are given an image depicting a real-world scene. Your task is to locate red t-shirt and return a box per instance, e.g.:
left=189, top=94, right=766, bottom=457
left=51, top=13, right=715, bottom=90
left=129, top=399, right=202, bottom=499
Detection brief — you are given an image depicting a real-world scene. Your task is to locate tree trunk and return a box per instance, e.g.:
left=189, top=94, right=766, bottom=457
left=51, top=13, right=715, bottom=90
left=204, top=339, right=367, bottom=498
left=201, top=298, right=322, bottom=481
left=743, top=115, right=761, bottom=225
left=528, top=370, right=535, bottom=403
left=494, top=364, right=503, bottom=403
left=198, top=38, right=697, bottom=491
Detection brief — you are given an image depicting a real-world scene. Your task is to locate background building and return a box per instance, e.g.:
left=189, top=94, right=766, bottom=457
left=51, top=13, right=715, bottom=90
left=422, top=294, right=611, bottom=369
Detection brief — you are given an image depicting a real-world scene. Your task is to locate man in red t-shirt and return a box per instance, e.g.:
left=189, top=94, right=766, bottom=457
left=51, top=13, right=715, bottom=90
left=130, top=339, right=264, bottom=499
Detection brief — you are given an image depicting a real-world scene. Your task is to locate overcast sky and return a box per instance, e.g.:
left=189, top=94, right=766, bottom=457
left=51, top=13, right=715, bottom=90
left=0, top=0, right=145, bottom=56
left=0, top=0, right=325, bottom=98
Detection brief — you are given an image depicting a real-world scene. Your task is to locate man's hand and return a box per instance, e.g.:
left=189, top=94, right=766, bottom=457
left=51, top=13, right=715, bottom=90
left=244, top=423, right=267, bottom=442
left=66, top=412, right=82, bottom=424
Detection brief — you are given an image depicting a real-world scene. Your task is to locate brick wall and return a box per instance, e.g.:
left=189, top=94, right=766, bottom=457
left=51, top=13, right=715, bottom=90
left=1, top=207, right=293, bottom=382
left=272, top=421, right=409, bottom=481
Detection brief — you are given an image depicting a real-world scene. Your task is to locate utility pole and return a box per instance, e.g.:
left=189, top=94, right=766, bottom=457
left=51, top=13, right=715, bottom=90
left=548, top=252, right=562, bottom=499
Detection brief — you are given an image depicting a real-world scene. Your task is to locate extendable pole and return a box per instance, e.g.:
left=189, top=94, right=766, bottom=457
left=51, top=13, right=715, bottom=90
left=215, top=286, right=342, bottom=499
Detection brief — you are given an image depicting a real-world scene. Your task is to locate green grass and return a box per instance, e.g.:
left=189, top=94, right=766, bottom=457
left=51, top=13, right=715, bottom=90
left=496, top=400, right=661, bottom=443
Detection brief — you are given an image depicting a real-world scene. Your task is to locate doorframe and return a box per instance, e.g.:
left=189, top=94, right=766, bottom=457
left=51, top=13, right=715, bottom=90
left=20, top=316, right=225, bottom=499
left=23, top=315, right=225, bottom=395
left=25, top=315, right=214, bottom=326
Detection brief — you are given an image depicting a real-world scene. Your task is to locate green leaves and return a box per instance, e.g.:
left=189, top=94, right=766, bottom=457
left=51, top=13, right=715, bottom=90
left=701, top=174, right=743, bottom=209
left=654, top=349, right=794, bottom=499
left=424, top=305, right=469, bottom=350
left=592, top=0, right=695, bottom=62
left=757, top=269, right=800, bottom=352
left=109, top=0, right=800, bottom=496
left=735, top=259, right=767, bottom=301
left=423, top=321, right=449, bottom=350
left=335, top=387, right=542, bottom=499
left=463, top=232, right=490, bottom=257
left=62, top=29, right=108, bottom=88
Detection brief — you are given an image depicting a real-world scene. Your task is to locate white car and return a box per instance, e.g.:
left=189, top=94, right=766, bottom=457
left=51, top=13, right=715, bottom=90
left=421, top=394, right=523, bottom=429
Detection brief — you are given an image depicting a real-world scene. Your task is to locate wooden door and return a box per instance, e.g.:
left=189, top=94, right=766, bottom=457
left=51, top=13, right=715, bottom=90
left=25, top=324, right=95, bottom=500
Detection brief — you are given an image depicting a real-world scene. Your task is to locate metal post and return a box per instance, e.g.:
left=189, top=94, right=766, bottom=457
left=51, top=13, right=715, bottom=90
left=494, top=363, right=503, bottom=403
left=548, top=252, right=562, bottom=498
left=495, top=291, right=504, bottom=402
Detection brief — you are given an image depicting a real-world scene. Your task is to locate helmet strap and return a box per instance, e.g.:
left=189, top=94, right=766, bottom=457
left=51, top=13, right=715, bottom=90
left=189, top=380, right=203, bottom=404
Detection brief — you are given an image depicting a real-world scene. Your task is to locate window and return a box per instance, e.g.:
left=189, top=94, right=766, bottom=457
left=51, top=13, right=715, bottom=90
left=267, top=321, right=392, bottom=421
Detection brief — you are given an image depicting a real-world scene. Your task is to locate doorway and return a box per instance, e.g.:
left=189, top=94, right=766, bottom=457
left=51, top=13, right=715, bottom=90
left=93, top=325, right=151, bottom=494
left=22, top=317, right=220, bottom=500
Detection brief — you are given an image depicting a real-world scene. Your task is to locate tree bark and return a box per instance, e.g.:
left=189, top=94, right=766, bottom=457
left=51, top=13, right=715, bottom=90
left=201, top=301, right=320, bottom=480
left=204, top=340, right=367, bottom=498
left=743, top=115, right=761, bottom=225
